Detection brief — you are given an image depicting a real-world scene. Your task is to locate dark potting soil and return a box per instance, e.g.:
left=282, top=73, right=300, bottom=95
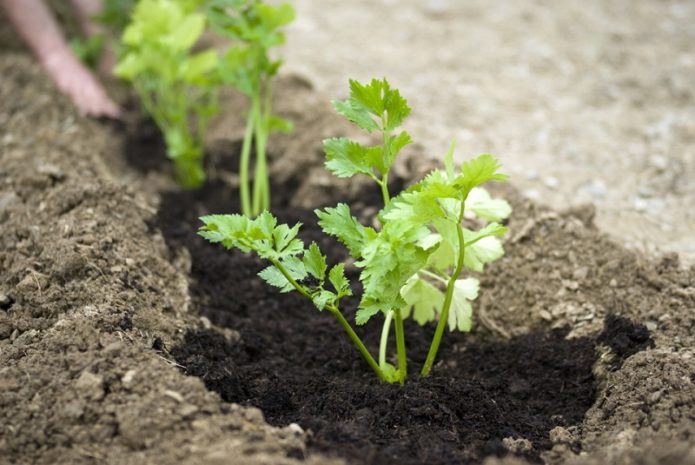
left=127, top=133, right=651, bottom=465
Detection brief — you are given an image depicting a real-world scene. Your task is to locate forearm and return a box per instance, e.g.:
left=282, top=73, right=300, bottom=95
left=0, top=0, right=70, bottom=63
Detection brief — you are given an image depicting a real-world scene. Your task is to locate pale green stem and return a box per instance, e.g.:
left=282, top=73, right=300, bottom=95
left=421, top=201, right=466, bottom=377
left=379, top=310, right=394, bottom=368
left=239, top=101, right=256, bottom=216
left=252, top=90, right=269, bottom=215
left=393, top=307, right=407, bottom=384
left=269, top=259, right=386, bottom=382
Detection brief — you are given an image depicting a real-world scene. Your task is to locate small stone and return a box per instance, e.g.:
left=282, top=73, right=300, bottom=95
left=122, top=370, right=137, bottom=388
left=288, top=423, right=304, bottom=435
left=572, top=267, right=589, bottom=280
left=645, top=321, right=657, bottom=331
left=609, top=279, right=618, bottom=287
left=75, top=371, right=105, bottom=400
left=634, top=197, right=648, bottom=212
left=539, top=309, right=552, bottom=321
left=180, top=404, right=199, bottom=417
left=563, top=280, right=579, bottom=291
left=544, top=176, right=559, bottom=189
left=125, top=258, right=135, bottom=267
left=163, top=390, right=184, bottom=403
left=649, top=389, right=663, bottom=404
left=0, top=293, right=13, bottom=310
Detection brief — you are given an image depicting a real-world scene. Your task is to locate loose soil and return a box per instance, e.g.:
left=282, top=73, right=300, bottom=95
left=2, top=26, right=695, bottom=465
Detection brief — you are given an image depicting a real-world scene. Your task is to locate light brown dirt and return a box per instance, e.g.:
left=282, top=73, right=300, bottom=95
left=283, top=0, right=695, bottom=264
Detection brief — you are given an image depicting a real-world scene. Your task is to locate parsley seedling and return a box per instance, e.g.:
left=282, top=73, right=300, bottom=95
left=207, top=0, right=294, bottom=217
left=199, top=78, right=511, bottom=383
left=115, top=0, right=220, bottom=189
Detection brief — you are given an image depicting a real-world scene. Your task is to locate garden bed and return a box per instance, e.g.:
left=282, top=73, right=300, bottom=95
left=1, top=49, right=694, bottom=465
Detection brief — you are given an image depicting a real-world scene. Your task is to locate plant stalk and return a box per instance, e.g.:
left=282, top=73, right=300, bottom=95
left=270, top=259, right=385, bottom=382
left=393, top=307, right=407, bottom=383
left=239, top=100, right=256, bottom=216
left=379, top=310, right=394, bottom=368
left=421, top=201, right=466, bottom=377
left=328, top=305, right=386, bottom=382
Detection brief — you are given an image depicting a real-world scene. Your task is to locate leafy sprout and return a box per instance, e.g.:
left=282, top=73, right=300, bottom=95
left=199, top=78, right=511, bottom=383
left=115, top=0, right=220, bottom=189
left=206, top=0, right=295, bottom=217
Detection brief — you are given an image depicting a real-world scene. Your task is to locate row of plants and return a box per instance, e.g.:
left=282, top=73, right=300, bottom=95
left=114, top=0, right=293, bottom=216
left=113, top=1, right=512, bottom=384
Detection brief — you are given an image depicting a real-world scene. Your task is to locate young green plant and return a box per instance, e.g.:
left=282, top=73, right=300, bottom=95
left=115, top=0, right=220, bottom=189
left=199, top=78, right=511, bottom=383
left=207, top=0, right=294, bottom=216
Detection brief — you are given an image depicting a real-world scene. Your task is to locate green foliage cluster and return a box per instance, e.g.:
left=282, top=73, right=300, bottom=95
left=199, top=79, right=512, bottom=383
left=115, top=0, right=293, bottom=195
left=207, top=0, right=295, bottom=216
left=115, top=0, right=219, bottom=189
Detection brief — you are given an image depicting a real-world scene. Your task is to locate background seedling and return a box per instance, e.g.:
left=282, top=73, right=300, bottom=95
left=207, top=0, right=295, bottom=216
left=115, top=0, right=220, bottom=189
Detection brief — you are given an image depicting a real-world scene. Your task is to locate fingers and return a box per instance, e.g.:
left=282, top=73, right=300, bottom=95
left=43, top=49, right=122, bottom=119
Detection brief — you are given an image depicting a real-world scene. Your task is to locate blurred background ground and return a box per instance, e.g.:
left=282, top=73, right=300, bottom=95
left=282, top=0, right=695, bottom=264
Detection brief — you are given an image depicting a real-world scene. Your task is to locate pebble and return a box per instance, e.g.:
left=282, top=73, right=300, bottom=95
left=75, top=371, right=105, bottom=400
left=0, top=293, right=12, bottom=309
left=163, top=390, right=184, bottom=403
left=544, top=176, right=559, bottom=189
left=288, top=423, right=304, bottom=435
left=645, top=321, right=658, bottom=331
left=572, top=267, right=589, bottom=280
left=583, top=179, right=607, bottom=199
left=122, top=370, right=137, bottom=388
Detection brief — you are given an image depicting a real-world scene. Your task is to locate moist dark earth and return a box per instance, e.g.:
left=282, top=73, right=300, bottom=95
left=125, top=137, right=653, bottom=465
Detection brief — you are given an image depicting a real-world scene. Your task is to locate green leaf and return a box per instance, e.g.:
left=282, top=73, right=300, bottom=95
left=448, top=278, right=479, bottom=332
left=464, top=187, right=512, bottom=222
left=400, top=274, right=444, bottom=325
left=328, top=263, right=352, bottom=297
left=315, top=204, right=376, bottom=257
left=349, top=78, right=386, bottom=115
left=256, top=3, right=295, bottom=30
left=268, top=115, right=293, bottom=134
left=457, top=154, right=508, bottom=194
left=463, top=236, right=505, bottom=272
left=182, top=49, right=219, bottom=83
left=384, top=131, right=412, bottom=167
left=463, top=222, right=508, bottom=247
left=355, top=302, right=383, bottom=325
left=303, top=242, right=327, bottom=282
left=382, top=85, right=411, bottom=131
left=166, top=12, right=205, bottom=51
left=258, top=258, right=306, bottom=293
left=332, top=100, right=379, bottom=132
left=323, top=138, right=380, bottom=178
left=311, top=290, right=335, bottom=311
left=258, top=265, right=294, bottom=292
left=272, top=223, right=303, bottom=258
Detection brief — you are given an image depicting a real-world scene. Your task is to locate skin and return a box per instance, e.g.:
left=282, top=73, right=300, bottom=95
left=1, top=0, right=120, bottom=118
